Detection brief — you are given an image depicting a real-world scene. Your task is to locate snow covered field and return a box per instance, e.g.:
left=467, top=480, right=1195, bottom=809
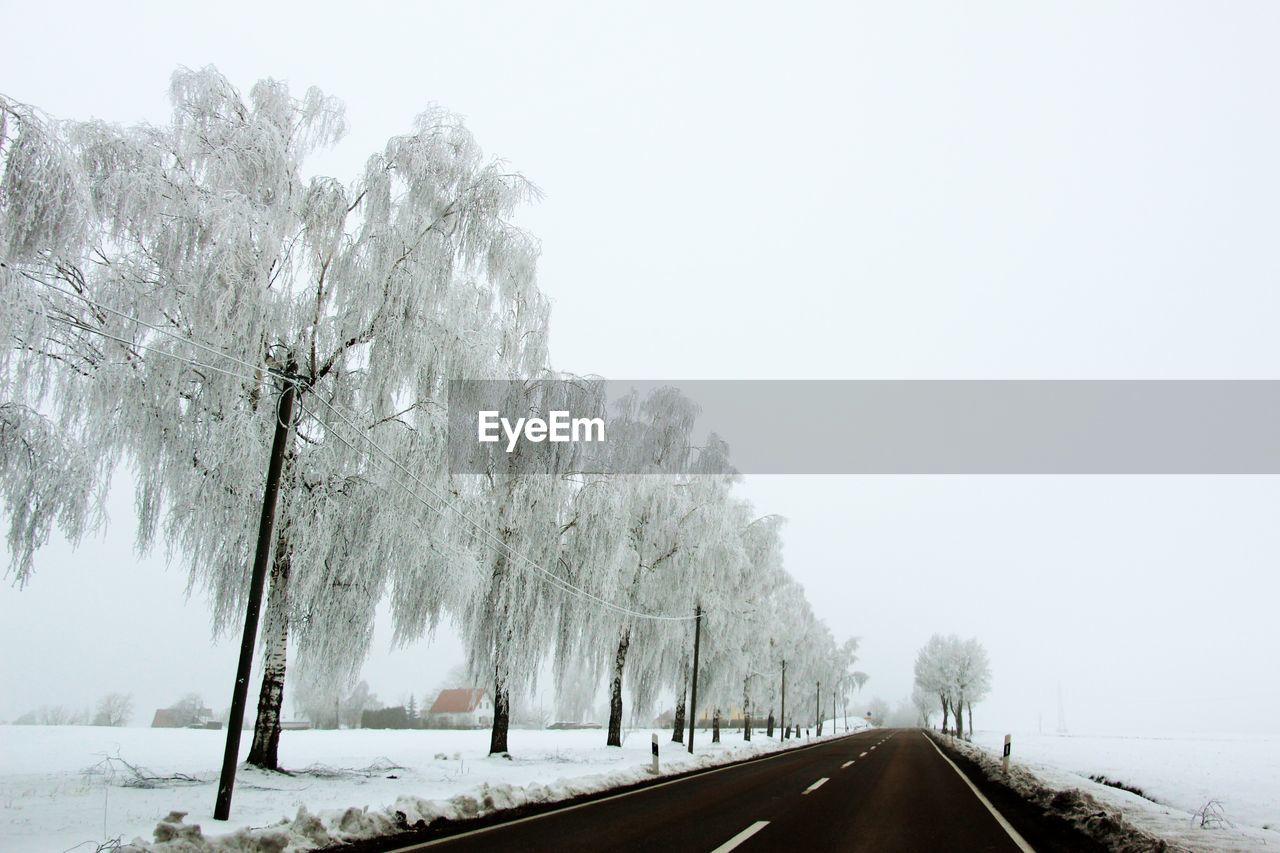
left=0, top=722, right=865, bottom=852
left=968, top=730, right=1280, bottom=850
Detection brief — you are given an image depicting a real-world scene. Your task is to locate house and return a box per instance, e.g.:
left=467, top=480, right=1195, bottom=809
left=425, top=688, right=492, bottom=729
left=151, top=704, right=215, bottom=728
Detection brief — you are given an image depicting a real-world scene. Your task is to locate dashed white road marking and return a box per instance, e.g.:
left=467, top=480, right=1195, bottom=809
left=870, top=746, right=877, bottom=751
left=841, top=760, right=854, bottom=768
left=710, top=821, right=771, bottom=853
left=803, top=777, right=829, bottom=795
left=859, top=751, right=868, bottom=757
left=394, top=732, right=850, bottom=849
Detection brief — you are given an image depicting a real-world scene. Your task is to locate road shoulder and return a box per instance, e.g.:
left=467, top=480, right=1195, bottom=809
left=331, top=732, right=867, bottom=852
left=927, top=732, right=1159, bottom=852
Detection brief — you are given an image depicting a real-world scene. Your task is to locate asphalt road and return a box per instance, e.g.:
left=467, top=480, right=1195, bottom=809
left=376, top=728, right=1102, bottom=853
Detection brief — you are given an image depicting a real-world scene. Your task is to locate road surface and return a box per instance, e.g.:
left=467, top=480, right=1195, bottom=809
left=364, top=728, right=1104, bottom=852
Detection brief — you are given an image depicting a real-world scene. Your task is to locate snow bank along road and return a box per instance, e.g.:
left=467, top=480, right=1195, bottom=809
left=365, top=729, right=1103, bottom=852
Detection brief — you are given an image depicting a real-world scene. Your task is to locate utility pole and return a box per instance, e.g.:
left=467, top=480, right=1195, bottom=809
left=687, top=605, right=702, bottom=754
left=214, top=374, right=297, bottom=821
left=815, top=680, right=820, bottom=737
left=780, top=659, right=787, bottom=741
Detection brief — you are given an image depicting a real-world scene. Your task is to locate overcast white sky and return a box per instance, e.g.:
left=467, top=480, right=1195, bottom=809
left=2, top=1, right=1279, bottom=735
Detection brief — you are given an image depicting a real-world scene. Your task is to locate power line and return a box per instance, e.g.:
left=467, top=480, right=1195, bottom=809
left=23, top=291, right=697, bottom=623
left=20, top=272, right=266, bottom=377
left=302, top=394, right=697, bottom=622
left=38, top=312, right=265, bottom=385
left=300, top=398, right=636, bottom=613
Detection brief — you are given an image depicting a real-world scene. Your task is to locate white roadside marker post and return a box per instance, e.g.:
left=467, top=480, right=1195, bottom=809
left=1002, top=734, right=1012, bottom=775
left=651, top=733, right=660, bottom=774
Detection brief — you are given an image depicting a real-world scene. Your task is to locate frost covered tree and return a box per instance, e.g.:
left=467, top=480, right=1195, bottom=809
left=92, top=692, right=133, bottom=727
left=428, top=376, right=597, bottom=755
left=1, top=68, right=546, bottom=770
left=737, top=515, right=787, bottom=739
left=911, top=683, right=935, bottom=728
left=558, top=387, right=709, bottom=748
left=914, top=634, right=957, bottom=734
left=952, top=637, right=991, bottom=737
left=913, top=634, right=991, bottom=738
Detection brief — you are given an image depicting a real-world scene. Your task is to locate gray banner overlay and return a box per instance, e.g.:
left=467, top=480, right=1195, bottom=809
left=447, top=380, right=1280, bottom=474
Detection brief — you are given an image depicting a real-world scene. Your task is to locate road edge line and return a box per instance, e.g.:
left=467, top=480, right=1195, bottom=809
left=387, top=732, right=869, bottom=850
left=924, top=733, right=1036, bottom=853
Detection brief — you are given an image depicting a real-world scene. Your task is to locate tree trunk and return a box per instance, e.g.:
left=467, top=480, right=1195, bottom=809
left=489, top=678, right=510, bottom=754
left=672, top=679, right=686, bottom=743
left=606, top=628, right=630, bottom=747
left=940, top=694, right=950, bottom=734
left=955, top=696, right=964, bottom=739
left=247, top=531, right=291, bottom=770
left=486, top=543, right=515, bottom=756
left=712, top=708, right=720, bottom=743
left=967, top=701, right=973, bottom=737
left=743, top=686, right=752, bottom=741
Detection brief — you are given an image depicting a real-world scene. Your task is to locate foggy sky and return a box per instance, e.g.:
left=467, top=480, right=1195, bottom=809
left=2, top=1, right=1278, bottom=735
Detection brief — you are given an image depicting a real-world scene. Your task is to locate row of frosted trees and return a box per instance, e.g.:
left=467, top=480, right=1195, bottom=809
left=0, top=68, right=861, bottom=769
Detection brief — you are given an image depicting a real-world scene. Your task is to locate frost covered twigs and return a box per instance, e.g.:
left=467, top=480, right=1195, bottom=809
left=291, top=758, right=406, bottom=779
left=1191, top=799, right=1233, bottom=830
left=82, top=753, right=205, bottom=790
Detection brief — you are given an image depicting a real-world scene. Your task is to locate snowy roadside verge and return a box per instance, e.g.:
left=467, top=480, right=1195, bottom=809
left=931, top=732, right=1280, bottom=853
left=139, top=727, right=863, bottom=853
left=0, top=723, right=867, bottom=853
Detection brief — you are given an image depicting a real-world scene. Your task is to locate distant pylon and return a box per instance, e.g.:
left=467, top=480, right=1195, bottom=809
left=1056, top=683, right=1068, bottom=734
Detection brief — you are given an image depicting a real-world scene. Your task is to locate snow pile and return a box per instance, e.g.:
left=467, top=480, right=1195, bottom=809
left=937, top=732, right=1280, bottom=852
left=0, top=723, right=870, bottom=852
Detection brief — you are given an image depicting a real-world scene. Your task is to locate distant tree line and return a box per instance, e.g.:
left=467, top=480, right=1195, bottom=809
left=13, top=692, right=133, bottom=726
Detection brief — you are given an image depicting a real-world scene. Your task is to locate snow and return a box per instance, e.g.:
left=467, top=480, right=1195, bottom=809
left=0, top=722, right=870, bottom=852
left=962, top=730, right=1280, bottom=851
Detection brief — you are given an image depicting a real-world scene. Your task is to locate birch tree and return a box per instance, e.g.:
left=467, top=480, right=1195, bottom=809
left=557, top=387, right=701, bottom=747
left=1, top=68, right=546, bottom=768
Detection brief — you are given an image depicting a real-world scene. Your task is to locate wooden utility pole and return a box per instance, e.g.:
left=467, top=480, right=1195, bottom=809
left=687, top=605, right=702, bottom=754
left=815, top=680, right=821, bottom=736
left=780, top=659, right=787, bottom=741
left=214, top=375, right=297, bottom=821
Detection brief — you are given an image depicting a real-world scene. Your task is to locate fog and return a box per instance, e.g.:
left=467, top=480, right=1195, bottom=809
left=3, top=1, right=1278, bottom=735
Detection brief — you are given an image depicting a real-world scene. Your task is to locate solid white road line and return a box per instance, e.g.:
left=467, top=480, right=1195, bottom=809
left=841, top=760, right=854, bottom=768
left=803, top=777, right=829, bottom=794
left=924, top=734, right=1036, bottom=853
left=710, top=821, right=771, bottom=853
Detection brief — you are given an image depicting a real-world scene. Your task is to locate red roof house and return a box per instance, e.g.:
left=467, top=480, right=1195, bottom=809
left=425, top=688, right=492, bottom=729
